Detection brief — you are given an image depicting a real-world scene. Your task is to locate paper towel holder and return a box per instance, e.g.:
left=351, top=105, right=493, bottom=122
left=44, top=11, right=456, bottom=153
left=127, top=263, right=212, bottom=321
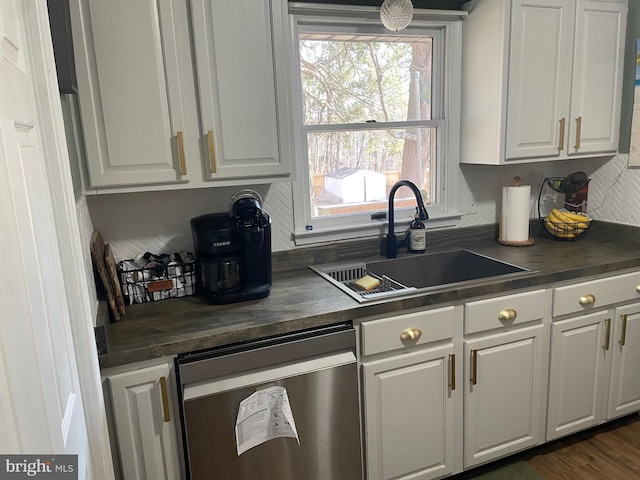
left=497, top=176, right=535, bottom=247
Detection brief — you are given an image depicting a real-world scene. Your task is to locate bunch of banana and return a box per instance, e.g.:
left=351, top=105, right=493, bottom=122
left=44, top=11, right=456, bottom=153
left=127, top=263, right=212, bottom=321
left=544, top=208, right=590, bottom=239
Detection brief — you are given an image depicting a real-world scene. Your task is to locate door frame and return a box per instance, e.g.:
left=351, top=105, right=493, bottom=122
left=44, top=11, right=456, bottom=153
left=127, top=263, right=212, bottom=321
left=11, top=0, right=114, bottom=476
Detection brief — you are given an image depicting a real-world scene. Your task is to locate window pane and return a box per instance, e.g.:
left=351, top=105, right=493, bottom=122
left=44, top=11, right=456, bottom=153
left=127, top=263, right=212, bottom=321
left=299, top=36, right=433, bottom=125
left=307, top=127, right=436, bottom=219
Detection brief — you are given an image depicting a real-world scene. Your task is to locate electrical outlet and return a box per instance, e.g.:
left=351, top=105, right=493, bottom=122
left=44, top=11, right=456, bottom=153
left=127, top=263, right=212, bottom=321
left=467, top=191, right=478, bottom=214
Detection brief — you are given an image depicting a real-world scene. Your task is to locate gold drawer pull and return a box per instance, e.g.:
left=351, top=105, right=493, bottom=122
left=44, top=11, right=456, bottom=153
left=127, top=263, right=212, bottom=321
left=604, top=318, right=611, bottom=350
left=176, top=131, right=186, bottom=176
left=159, top=376, right=171, bottom=423
left=558, top=117, right=566, bottom=151
left=449, top=354, right=456, bottom=391
left=574, top=116, right=582, bottom=150
left=620, top=314, right=628, bottom=346
left=579, top=294, right=595, bottom=306
left=471, top=349, right=478, bottom=385
left=400, top=327, right=422, bottom=341
left=498, top=308, right=517, bottom=322
left=636, top=286, right=640, bottom=294
left=207, top=130, right=217, bottom=173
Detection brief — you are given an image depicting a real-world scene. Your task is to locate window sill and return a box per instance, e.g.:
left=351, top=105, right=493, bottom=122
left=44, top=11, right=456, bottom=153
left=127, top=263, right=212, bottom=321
left=293, top=212, right=464, bottom=246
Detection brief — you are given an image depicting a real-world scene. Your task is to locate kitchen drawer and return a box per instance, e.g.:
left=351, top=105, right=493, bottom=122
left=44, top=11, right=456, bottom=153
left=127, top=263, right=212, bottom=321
left=360, top=306, right=455, bottom=357
left=553, top=271, right=640, bottom=318
left=464, top=289, right=545, bottom=335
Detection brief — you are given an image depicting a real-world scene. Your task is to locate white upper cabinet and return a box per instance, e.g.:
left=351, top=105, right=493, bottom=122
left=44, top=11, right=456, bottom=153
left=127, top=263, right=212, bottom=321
left=505, top=0, right=574, bottom=160
left=460, top=0, right=627, bottom=165
left=70, top=0, right=294, bottom=193
left=190, top=0, right=294, bottom=181
left=568, top=1, right=627, bottom=156
left=71, top=0, right=194, bottom=187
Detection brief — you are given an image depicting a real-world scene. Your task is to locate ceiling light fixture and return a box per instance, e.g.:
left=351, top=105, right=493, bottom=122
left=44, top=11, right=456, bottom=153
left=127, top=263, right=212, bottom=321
left=380, top=0, right=414, bottom=32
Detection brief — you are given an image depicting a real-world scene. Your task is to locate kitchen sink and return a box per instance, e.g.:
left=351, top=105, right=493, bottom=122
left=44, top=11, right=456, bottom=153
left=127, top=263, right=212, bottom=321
left=310, top=249, right=530, bottom=303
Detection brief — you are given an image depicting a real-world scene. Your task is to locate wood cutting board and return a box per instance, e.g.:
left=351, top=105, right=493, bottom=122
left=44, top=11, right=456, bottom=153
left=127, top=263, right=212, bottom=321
left=105, top=243, right=126, bottom=316
left=90, top=229, right=120, bottom=321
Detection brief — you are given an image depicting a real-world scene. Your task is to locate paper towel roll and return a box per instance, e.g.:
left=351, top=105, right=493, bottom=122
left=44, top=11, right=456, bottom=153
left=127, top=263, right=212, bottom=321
left=500, top=185, right=531, bottom=242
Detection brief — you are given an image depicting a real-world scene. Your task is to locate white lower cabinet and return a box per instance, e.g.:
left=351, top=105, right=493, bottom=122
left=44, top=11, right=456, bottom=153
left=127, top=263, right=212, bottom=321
left=607, top=303, right=640, bottom=420
left=463, top=290, right=547, bottom=469
left=546, top=311, right=610, bottom=441
left=363, top=345, right=457, bottom=480
left=361, top=306, right=461, bottom=480
left=105, top=359, right=183, bottom=480
left=547, top=272, right=640, bottom=442
left=463, top=325, right=545, bottom=468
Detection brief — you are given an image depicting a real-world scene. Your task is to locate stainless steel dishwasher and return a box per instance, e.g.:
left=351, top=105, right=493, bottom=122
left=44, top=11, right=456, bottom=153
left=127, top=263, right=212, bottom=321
left=175, top=322, right=363, bottom=480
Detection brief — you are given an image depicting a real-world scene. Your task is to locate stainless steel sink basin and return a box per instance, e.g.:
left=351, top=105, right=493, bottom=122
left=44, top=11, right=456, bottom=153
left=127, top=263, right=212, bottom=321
left=310, top=249, right=530, bottom=303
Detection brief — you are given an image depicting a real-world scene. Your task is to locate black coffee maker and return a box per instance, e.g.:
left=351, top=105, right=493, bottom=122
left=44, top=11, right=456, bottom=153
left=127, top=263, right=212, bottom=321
left=191, top=190, right=271, bottom=304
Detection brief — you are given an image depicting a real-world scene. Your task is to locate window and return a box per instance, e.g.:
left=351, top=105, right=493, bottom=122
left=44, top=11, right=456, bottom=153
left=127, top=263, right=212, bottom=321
left=290, top=6, right=463, bottom=244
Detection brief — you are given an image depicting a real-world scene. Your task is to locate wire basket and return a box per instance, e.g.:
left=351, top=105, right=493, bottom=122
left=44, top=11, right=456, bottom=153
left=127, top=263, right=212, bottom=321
left=538, top=176, right=591, bottom=241
left=542, top=216, right=592, bottom=241
left=118, top=253, right=195, bottom=304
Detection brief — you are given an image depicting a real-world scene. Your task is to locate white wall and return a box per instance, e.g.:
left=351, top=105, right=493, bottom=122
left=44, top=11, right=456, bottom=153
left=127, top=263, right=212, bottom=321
left=86, top=155, right=618, bottom=261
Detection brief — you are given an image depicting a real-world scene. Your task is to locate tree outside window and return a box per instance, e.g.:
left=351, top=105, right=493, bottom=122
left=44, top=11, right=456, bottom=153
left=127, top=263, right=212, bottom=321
left=300, top=34, right=437, bottom=219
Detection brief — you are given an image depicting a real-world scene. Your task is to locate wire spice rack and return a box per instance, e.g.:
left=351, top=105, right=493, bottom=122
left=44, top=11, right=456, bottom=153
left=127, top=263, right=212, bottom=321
left=118, top=253, right=196, bottom=304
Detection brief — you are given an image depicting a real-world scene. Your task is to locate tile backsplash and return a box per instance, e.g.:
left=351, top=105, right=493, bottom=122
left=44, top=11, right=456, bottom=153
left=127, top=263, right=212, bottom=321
left=85, top=155, right=628, bottom=263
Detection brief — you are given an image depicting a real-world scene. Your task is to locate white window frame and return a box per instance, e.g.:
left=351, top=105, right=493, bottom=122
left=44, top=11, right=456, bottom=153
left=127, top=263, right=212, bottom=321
left=288, top=4, right=465, bottom=245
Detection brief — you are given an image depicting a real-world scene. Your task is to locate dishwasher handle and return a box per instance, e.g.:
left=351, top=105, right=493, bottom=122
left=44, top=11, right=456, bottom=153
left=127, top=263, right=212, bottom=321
left=177, top=325, right=355, bottom=385
left=182, top=350, right=356, bottom=401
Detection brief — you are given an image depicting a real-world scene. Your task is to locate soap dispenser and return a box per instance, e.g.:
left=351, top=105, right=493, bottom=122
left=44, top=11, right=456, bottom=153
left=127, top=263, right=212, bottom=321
left=408, top=208, right=426, bottom=253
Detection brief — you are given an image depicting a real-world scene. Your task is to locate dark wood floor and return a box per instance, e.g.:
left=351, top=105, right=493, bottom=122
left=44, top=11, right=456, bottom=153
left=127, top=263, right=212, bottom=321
left=459, top=413, right=640, bottom=479
left=525, top=414, right=640, bottom=479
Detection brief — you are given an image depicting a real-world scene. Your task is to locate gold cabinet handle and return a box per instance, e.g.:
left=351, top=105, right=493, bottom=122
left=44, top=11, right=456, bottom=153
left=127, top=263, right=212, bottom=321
left=449, top=354, right=456, bottom=391
left=176, top=131, right=187, bottom=176
left=471, top=349, right=478, bottom=385
left=159, top=376, right=171, bottom=423
left=620, top=314, right=628, bottom=346
left=604, top=318, right=611, bottom=350
left=579, top=294, right=595, bottom=306
left=400, top=327, right=422, bottom=341
left=207, top=130, right=217, bottom=173
left=574, top=116, right=582, bottom=150
left=636, top=286, right=640, bottom=294
left=498, top=308, right=517, bottom=322
left=558, top=117, right=566, bottom=151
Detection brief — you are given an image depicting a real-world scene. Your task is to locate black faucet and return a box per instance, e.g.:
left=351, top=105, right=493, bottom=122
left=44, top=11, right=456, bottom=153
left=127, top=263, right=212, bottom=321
left=386, top=180, right=429, bottom=258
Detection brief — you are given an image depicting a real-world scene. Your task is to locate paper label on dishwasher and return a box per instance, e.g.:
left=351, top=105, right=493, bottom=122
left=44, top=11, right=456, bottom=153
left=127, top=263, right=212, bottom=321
left=235, top=385, right=300, bottom=455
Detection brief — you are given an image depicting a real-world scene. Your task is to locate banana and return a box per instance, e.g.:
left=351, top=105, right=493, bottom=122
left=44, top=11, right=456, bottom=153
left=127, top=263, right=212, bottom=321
left=549, top=208, right=590, bottom=230
left=545, top=209, right=587, bottom=239
left=558, top=210, right=589, bottom=222
left=546, top=225, right=576, bottom=239
left=547, top=211, right=569, bottom=226
left=546, top=211, right=559, bottom=223
left=545, top=217, right=575, bottom=235
left=558, top=210, right=590, bottom=228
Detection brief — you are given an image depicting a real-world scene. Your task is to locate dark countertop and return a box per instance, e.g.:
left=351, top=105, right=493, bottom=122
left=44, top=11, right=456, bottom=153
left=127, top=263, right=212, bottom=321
left=98, top=221, right=640, bottom=369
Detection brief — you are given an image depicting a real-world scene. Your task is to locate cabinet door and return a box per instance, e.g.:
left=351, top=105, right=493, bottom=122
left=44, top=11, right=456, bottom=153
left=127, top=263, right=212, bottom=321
left=505, top=0, right=573, bottom=160
left=464, top=325, right=544, bottom=468
left=567, top=0, right=626, bottom=156
left=191, top=0, right=293, bottom=181
left=72, top=0, right=192, bottom=187
left=608, top=303, right=640, bottom=419
left=546, top=311, right=610, bottom=441
left=108, top=363, right=182, bottom=480
left=363, top=344, right=457, bottom=480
